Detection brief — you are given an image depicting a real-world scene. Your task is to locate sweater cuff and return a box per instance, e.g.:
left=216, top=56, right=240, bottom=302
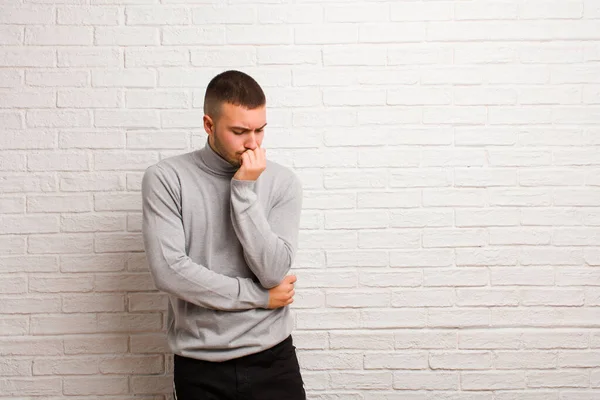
left=238, top=277, right=270, bottom=309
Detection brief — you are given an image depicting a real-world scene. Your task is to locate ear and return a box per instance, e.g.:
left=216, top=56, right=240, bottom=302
left=203, top=115, right=214, bottom=136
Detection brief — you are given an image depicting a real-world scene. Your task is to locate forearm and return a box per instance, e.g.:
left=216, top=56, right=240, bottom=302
left=230, top=177, right=302, bottom=289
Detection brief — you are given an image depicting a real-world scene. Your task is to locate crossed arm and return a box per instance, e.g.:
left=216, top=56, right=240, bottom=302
left=141, top=165, right=301, bottom=311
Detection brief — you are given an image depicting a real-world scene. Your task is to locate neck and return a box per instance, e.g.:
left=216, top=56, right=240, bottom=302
left=196, top=137, right=238, bottom=177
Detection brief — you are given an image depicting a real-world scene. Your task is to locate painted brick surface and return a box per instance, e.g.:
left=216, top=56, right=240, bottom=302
left=1, top=1, right=599, bottom=399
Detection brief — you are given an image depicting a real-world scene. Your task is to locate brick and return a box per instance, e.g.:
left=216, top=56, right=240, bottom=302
left=64, top=376, right=129, bottom=395
left=0, top=89, right=55, bottom=108
left=58, top=48, right=121, bottom=67
left=326, top=285, right=390, bottom=308
left=296, top=310, right=360, bottom=329
left=99, top=355, right=163, bottom=374
left=0, top=153, right=26, bottom=171
left=26, top=69, right=88, bottom=87
left=392, top=289, right=454, bottom=307
left=0, top=111, right=23, bottom=129
left=456, top=248, right=518, bottom=266
left=28, top=234, right=94, bottom=254
left=95, top=233, right=145, bottom=252
left=357, top=191, right=420, bottom=209
left=60, top=254, right=127, bottom=273
left=94, top=193, right=141, bottom=211
left=359, top=23, right=425, bottom=43
left=258, top=46, right=321, bottom=65
left=33, top=357, right=99, bottom=375
left=360, top=270, right=422, bottom=288
left=0, top=215, right=58, bottom=234
left=191, top=47, right=256, bottom=67
left=0, top=174, right=56, bottom=193
left=0, top=69, right=22, bottom=87
left=126, top=6, right=190, bottom=24
left=192, top=5, right=254, bottom=24
left=63, top=294, right=126, bottom=312
left=0, top=236, right=26, bottom=255
left=423, top=228, right=487, bottom=248
left=462, top=372, right=525, bottom=390
left=96, top=27, right=159, bottom=45
left=0, top=378, right=62, bottom=396
left=324, top=170, right=387, bottom=189
left=0, top=357, right=31, bottom=375
left=0, top=6, right=54, bottom=24
left=495, top=351, right=558, bottom=370
left=130, top=333, right=168, bottom=353
left=489, top=228, right=551, bottom=245
left=59, top=131, right=124, bottom=149
left=527, top=371, right=588, bottom=388
left=0, top=256, right=58, bottom=272
left=331, top=372, right=392, bottom=390
left=29, top=274, right=94, bottom=293
left=58, top=6, right=120, bottom=24
left=393, top=371, right=458, bottom=390
left=31, top=314, right=97, bottom=335
left=64, top=335, right=128, bottom=354
left=0, top=337, right=63, bottom=356
left=95, top=110, right=160, bottom=128
left=0, top=274, right=27, bottom=294
left=94, top=151, right=158, bottom=170
left=326, top=250, right=387, bottom=268
left=456, top=288, right=519, bottom=307
left=390, top=249, right=453, bottom=268
left=96, top=313, right=162, bottom=333
left=521, top=289, right=584, bottom=306
left=391, top=2, right=453, bottom=21
left=424, top=268, right=488, bottom=287
left=95, top=273, right=155, bottom=291
left=59, top=172, right=125, bottom=192
left=296, top=24, right=358, bottom=44
left=0, top=48, right=55, bottom=67
left=299, top=351, right=362, bottom=370
left=361, top=309, right=426, bottom=328
left=162, top=27, right=225, bottom=45
left=0, top=296, right=61, bottom=314
left=26, top=110, right=91, bottom=128
left=25, top=27, right=92, bottom=45
left=61, top=213, right=125, bottom=233
left=455, top=1, right=519, bottom=20
left=390, top=169, right=451, bottom=188
left=58, top=89, right=121, bottom=108
left=296, top=270, right=357, bottom=289
left=128, top=293, right=167, bottom=311
left=131, top=375, right=172, bottom=394
left=93, top=68, right=156, bottom=87
left=388, top=45, right=453, bottom=65
left=491, top=266, right=555, bottom=286
left=126, top=90, right=190, bottom=109
left=27, top=195, right=91, bottom=213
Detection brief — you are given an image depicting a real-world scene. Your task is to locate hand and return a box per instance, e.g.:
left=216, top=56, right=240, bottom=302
left=267, top=275, right=296, bottom=309
left=233, top=148, right=266, bottom=181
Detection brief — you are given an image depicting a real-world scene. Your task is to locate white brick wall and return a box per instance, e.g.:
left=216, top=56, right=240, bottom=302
left=1, top=0, right=599, bottom=398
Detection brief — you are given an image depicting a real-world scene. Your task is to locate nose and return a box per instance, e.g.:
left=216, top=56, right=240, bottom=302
left=244, top=132, right=258, bottom=150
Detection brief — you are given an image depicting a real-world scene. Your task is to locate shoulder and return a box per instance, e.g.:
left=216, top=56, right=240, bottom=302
left=142, top=151, right=195, bottom=190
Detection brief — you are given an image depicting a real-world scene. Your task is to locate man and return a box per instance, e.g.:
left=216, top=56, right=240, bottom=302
left=141, top=70, right=305, bottom=400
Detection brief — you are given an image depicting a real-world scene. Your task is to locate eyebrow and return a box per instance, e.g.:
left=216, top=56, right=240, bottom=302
left=231, top=123, right=267, bottom=132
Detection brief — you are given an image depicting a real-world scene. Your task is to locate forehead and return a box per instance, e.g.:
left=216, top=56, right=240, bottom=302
left=219, top=102, right=266, bottom=128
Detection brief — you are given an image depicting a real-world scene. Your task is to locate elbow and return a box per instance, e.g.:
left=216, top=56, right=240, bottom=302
left=259, top=275, right=284, bottom=290
left=257, top=253, right=293, bottom=289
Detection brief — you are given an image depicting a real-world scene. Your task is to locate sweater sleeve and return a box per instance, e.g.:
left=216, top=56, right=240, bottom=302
left=141, top=164, right=269, bottom=311
left=229, top=173, right=303, bottom=289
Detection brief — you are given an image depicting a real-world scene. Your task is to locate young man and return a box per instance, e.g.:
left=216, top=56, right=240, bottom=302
left=141, top=70, right=305, bottom=400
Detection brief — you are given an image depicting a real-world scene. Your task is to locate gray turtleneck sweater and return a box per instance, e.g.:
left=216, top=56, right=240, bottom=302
left=141, top=139, right=303, bottom=362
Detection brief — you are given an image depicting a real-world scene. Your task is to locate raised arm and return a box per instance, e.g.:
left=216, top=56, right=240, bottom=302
left=230, top=174, right=303, bottom=289
left=141, top=164, right=269, bottom=311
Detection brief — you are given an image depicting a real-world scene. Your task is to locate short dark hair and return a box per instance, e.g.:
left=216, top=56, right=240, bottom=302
left=203, top=70, right=266, bottom=119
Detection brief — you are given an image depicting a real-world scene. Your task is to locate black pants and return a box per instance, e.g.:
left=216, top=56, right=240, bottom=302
left=173, top=335, right=306, bottom=400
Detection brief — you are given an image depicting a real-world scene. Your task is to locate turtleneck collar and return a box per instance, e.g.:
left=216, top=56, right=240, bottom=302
left=195, top=137, right=239, bottom=177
